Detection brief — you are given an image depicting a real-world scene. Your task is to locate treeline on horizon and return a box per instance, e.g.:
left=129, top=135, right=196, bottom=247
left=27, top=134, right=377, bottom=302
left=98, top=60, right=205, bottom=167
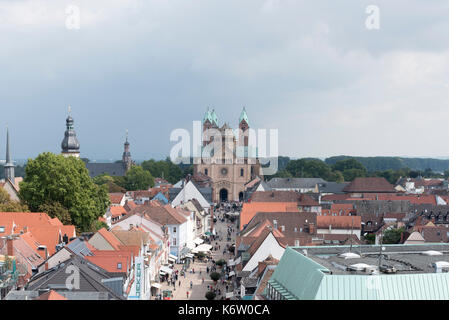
left=272, top=156, right=449, bottom=184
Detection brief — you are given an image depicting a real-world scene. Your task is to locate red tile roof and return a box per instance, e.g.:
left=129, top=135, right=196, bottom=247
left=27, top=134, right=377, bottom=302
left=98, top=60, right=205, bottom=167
left=343, top=177, right=396, bottom=193
left=109, top=193, right=125, bottom=205
left=240, top=202, right=299, bottom=230
left=109, top=206, right=127, bottom=218
left=35, top=290, right=68, bottom=300
left=317, top=216, right=362, bottom=230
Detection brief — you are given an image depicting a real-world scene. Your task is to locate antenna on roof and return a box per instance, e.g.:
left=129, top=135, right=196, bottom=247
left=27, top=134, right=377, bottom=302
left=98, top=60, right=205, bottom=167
left=349, top=216, right=354, bottom=253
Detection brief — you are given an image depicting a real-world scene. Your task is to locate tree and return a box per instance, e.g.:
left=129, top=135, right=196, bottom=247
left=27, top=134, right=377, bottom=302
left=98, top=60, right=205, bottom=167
left=124, top=165, right=154, bottom=190
left=332, top=158, right=367, bottom=173
left=341, top=168, right=366, bottom=181
left=38, top=202, right=72, bottom=225
left=141, top=158, right=183, bottom=184
left=205, top=291, right=216, bottom=300
left=216, top=259, right=226, bottom=267
left=382, top=227, right=405, bottom=244
left=93, top=174, right=126, bottom=193
left=285, top=159, right=334, bottom=180
left=19, top=152, right=110, bottom=231
left=0, top=187, right=29, bottom=212
left=210, top=272, right=220, bottom=282
left=91, top=220, right=109, bottom=232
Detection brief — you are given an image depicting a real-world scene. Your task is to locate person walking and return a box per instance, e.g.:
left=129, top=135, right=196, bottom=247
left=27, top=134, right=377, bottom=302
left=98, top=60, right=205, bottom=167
left=186, top=291, right=189, bottom=298
left=190, top=281, right=193, bottom=289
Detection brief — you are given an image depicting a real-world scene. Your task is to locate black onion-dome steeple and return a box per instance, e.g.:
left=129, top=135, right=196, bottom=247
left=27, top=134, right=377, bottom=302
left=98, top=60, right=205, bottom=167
left=61, top=105, right=80, bottom=157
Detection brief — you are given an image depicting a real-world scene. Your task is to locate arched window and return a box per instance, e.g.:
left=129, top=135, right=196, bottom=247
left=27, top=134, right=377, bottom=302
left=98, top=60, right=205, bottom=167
left=205, top=168, right=208, bottom=176
left=240, top=168, right=244, bottom=176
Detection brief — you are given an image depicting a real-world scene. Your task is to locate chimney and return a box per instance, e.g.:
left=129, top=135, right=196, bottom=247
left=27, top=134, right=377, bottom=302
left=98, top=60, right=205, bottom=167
left=45, top=262, right=49, bottom=271
left=309, top=222, right=315, bottom=235
left=6, top=236, right=14, bottom=256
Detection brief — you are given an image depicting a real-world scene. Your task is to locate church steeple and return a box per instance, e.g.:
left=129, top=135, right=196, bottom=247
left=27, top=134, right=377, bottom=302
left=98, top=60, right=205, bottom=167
left=4, top=126, right=15, bottom=184
left=61, top=105, right=80, bottom=158
left=122, top=129, right=132, bottom=170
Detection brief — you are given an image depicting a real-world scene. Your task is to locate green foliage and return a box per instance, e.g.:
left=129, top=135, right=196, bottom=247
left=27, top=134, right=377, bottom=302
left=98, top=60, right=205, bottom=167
left=285, top=159, right=334, bottom=181
left=93, top=174, right=126, bottom=193
left=205, top=291, right=216, bottom=300
left=325, top=155, right=449, bottom=173
left=0, top=187, right=29, bottom=212
left=341, top=168, right=366, bottom=181
left=210, top=272, right=221, bottom=281
left=141, top=158, right=183, bottom=184
left=216, top=259, right=226, bottom=267
left=18, top=152, right=110, bottom=231
left=382, top=227, right=405, bottom=244
left=332, top=158, right=366, bottom=172
left=364, top=233, right=375, bottom=244
left=123, top=165, right=154, bottom=190
left=38, top=201, right=72, bottom=224
left=92, top=173, right=114, bottom=185
left=91, top=220, right=109, bottom=232
left=271, top=169, right=293, bottom=178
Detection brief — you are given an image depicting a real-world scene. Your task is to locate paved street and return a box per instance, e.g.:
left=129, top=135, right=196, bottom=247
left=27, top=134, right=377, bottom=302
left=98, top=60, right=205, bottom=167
left=157, top=210, right=239, bottom=300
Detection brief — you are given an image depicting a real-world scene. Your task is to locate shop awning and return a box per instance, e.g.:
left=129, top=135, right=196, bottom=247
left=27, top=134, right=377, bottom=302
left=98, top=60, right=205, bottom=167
left=226, top=292, right=234, bottom=298
left=186, top=253, right=194, bottom=258
left=234, top=257, right=241, bottom=265
left=227, top=259, right=235, bottom=266
left=193, top=237, right=204, bottom=245
left=195, top=244, right=212, bottom=252
left=168, top=254, right=178, bottom=261
left=151, top=283, right=162, bottom=289
left=229, top=271, right=235, bottom=277
left=186, top=241, right=196, bottom=250
left=160, top=265, right=173, bottom=275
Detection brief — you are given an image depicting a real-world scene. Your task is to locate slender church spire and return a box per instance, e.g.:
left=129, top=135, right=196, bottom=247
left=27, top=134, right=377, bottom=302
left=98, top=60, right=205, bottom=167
left=4, top=126, right=15, bottom=184
left=122, top=129, right=132, bottom=171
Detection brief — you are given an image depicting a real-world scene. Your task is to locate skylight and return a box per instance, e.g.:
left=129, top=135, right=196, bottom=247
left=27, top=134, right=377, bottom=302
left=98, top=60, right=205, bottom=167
left=339, top=252, right=361, bottom=259
left=422, top=250, right=443, bottom=256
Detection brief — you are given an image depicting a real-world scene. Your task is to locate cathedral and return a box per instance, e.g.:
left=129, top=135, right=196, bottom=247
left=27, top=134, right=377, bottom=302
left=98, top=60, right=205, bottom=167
left=193, top=107, right=263, bottom=202
left=60, top=108, right=133, bottom=177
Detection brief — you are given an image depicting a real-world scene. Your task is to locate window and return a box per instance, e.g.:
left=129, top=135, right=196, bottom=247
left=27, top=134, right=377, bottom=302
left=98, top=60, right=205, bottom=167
left=240, top=168, right=244, bottom=176
left=173, top=227, right=176, bottom=233
left=0, top=226, right=4, bottom=233
left=281, top=225, right=285, bottom=232
left=294, top=227, right=297, bottom=232
left=117, top=263, right=122, bottom=270
left=273, top=220, right=278, bottom=229
left=172, top=238, right=177, bottom=246
left=205, top=168, right=208, bottom=175
left=294, top=240, right=300, bottom=246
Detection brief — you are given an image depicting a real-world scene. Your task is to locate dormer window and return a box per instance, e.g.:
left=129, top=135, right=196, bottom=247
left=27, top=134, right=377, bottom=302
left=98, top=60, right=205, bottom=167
left=117, top=263, right=122, bottom=270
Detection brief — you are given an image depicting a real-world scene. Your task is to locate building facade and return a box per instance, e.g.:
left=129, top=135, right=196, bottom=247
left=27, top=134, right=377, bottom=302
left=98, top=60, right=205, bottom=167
left=193, top=108, right=263, bottom=202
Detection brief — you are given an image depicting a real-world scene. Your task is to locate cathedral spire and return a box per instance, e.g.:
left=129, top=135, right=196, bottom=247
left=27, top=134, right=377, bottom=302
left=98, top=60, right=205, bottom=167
left=239, top=106, right=249, bottom=126
left=4, top=126, right=15, bottom=184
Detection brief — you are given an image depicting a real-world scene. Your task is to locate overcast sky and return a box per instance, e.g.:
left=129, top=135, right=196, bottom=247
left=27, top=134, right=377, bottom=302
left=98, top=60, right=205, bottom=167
left=2, top=0, right=449, bottom=161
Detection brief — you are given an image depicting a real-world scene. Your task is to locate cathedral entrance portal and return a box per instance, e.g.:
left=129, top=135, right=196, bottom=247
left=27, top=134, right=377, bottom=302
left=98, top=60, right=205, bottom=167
left=219, top=188, right=228, bottom=202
